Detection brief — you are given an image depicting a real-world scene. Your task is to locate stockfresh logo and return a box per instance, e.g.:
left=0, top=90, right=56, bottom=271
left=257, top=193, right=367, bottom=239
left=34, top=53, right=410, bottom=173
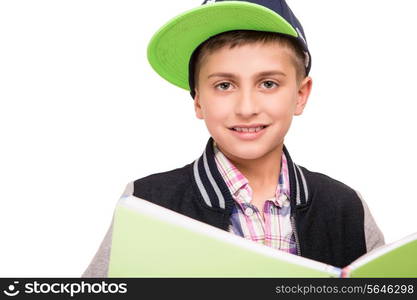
left=3, top=281, right=20, bottom=297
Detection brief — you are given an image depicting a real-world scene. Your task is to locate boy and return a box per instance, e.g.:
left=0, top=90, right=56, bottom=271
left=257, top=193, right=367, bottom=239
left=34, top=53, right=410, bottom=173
left=82, top=0, right=384, bottom=277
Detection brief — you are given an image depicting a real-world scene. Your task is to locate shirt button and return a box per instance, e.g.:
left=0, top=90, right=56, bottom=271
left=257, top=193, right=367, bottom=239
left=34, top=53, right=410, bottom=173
left=244, top=207, right=254, bottom=216
left=278, top=194, right=288, bottom=202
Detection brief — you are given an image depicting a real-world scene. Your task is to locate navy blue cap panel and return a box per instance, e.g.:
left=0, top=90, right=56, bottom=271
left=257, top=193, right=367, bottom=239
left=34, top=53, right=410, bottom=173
left=203, top=0, right=286, bottom=13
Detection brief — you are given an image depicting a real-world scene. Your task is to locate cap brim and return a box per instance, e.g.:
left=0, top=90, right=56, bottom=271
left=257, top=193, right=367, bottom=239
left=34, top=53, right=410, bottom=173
left=147, top=1, right=298, bottom=91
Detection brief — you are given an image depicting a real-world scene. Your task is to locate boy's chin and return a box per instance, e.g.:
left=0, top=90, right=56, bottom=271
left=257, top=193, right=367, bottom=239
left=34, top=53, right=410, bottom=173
left=217, top=141, right=275, bottom=161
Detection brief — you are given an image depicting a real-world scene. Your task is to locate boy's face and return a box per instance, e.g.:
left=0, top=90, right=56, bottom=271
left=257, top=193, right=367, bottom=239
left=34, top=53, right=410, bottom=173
left=194, top=42, right=312, bottom=163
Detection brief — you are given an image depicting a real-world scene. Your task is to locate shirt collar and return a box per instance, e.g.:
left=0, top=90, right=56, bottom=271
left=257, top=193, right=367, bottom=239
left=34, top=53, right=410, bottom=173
left=212, top=139, right=290, bottom=208
left=191, top=136, right=309, bottom=213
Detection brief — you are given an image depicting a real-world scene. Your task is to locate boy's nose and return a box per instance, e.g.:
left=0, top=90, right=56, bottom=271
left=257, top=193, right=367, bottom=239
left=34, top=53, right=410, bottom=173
left=234, top=88, right=260, bottom=117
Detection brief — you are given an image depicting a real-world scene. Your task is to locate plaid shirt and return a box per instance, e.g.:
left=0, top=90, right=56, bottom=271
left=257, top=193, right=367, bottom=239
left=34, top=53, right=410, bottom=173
left=213, top=140, right=297, bottom=255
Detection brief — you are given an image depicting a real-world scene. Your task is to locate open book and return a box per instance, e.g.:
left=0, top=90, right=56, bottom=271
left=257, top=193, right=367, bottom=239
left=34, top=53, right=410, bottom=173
left=108, top=195, right=417, bottom=278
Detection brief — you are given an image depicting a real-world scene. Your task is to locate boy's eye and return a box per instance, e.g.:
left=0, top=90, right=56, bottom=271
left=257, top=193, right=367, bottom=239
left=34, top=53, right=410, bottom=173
left=261, top=80, right=278, bottom=89
left=214, top=80, right=278, bottom=91
left=215, top=82, right=232, bottom=91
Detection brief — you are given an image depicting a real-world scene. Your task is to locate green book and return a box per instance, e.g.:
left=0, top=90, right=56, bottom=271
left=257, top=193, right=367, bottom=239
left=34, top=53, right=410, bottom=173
left=107, top=195, right=417, bottom=278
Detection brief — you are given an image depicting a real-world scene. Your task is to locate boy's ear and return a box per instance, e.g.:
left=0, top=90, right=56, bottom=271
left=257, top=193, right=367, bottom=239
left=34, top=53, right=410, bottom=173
left=294, top=76, right=313, bottom=116
left=194, top=89, right=204, bottom=120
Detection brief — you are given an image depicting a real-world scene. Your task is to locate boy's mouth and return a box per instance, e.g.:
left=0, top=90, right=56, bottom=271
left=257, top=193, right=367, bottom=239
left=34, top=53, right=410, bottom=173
left=228, top=124, right=269, bottom=141
left=228, top=124, right=269, bottom=133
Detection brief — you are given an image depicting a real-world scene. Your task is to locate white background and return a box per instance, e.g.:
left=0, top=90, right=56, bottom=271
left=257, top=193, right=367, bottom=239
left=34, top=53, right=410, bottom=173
left=1, top=0, right=416, bottom=277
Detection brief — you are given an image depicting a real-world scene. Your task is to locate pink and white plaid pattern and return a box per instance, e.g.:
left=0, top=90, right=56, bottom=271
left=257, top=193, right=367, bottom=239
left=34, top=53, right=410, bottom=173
left=213, top=140, right=297, bottom=254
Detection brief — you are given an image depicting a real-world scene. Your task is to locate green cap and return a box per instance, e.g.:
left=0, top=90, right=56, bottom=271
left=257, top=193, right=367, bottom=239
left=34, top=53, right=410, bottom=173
left=147, top=1, right=309, bottom=93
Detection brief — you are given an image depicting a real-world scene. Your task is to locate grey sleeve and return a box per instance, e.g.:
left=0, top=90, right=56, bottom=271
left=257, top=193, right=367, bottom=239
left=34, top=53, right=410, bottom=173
left=355, top=190, right=385, bottom=252
left=81, top=181, right=134, bottom=278
left=81, top=220, right=114, bottom=278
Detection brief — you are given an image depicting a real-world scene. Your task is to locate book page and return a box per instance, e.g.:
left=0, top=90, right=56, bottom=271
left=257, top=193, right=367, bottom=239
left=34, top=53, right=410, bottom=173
left=344, top=232, right=417, bottom=277
left=108, top=195, right=341, bottom=277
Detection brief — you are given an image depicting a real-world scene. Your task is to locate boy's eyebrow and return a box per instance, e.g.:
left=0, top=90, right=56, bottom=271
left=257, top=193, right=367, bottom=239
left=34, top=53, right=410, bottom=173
left=207, top=70, right=287, bottom=79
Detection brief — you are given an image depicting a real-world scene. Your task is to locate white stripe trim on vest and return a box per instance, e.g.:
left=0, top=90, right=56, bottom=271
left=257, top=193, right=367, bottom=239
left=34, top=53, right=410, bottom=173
left=295, top=164, right=309, bottom=203
left=203, top=150, right=226, bottom=209
left=193, top=157, right=212, bottom=207
left=292, top=162, right=301, bottom=205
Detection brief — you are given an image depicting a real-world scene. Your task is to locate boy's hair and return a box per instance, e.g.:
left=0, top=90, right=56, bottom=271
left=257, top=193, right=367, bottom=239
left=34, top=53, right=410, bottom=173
left=190, top=30, right=307, bottom=95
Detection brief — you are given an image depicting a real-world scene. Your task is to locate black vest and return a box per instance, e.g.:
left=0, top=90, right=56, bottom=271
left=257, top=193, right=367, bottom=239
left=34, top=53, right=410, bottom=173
left=133, top=137, right=367, bottom=268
